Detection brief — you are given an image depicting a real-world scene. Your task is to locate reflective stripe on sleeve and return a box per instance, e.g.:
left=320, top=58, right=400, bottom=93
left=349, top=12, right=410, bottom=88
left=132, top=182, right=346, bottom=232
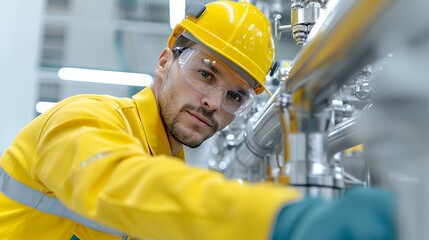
left=0, top=167, right=128, bottom=239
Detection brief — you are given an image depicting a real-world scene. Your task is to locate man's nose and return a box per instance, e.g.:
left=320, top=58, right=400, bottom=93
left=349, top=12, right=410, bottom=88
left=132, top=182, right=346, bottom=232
left=201, top=88, right=224, bottom=112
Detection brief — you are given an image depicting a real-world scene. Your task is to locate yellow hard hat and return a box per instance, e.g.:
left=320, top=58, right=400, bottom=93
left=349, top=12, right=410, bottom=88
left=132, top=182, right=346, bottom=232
left=168, top=0, right=275, bottom=94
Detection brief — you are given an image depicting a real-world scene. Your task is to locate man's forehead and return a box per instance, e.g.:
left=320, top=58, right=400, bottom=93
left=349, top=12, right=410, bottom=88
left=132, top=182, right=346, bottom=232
left=177, top=34, right=260, bottom=90
left=191, top=48, right=252, bottom=88
left=191, top=46, right=252, bottom=84
left=192, top=45, right=222, bottom=64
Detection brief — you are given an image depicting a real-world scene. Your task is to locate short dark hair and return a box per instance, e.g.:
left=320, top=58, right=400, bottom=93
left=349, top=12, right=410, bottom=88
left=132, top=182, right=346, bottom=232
left=171, top=35, right=196, bottom=58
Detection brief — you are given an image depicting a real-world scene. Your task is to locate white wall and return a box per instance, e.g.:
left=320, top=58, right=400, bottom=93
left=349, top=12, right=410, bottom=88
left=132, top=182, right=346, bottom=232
left=0, top=0, right=45, bottom=153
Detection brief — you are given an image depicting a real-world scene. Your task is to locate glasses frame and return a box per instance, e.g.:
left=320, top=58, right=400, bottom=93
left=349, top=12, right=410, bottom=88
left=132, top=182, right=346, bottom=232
left=173, top=47, right=256, bottom=116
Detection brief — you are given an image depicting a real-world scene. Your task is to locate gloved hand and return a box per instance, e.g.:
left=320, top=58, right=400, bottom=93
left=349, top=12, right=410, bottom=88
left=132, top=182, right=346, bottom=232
left=272, top=187, right=397, bottom=240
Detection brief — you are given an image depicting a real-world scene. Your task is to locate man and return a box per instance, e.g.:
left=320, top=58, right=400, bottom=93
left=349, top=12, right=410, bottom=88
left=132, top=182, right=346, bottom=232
left=0, top=1, right=396, bottom=239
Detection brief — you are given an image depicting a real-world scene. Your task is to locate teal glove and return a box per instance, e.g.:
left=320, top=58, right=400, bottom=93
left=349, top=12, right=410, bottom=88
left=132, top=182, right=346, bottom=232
left=272, top=187, right=397, bottom=240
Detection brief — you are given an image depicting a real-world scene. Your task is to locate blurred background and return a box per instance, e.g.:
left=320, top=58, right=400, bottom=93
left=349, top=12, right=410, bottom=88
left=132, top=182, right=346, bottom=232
left=0, top=0, right=300, bottom=154
left=2, top=1, right=429, bottom=238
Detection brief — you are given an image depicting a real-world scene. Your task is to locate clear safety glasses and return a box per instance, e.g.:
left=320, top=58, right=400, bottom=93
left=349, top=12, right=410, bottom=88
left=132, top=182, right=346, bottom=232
left=173, top=47, right=256, bottom=116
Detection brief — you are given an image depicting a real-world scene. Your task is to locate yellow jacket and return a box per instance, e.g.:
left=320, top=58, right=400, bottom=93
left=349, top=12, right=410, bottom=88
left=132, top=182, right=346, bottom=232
left=0, top=87, right=300, bottom=240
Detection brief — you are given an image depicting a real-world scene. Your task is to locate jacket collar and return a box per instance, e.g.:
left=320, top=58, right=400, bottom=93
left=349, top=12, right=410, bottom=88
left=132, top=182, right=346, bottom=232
left=132, top=87, right=184, bottom=160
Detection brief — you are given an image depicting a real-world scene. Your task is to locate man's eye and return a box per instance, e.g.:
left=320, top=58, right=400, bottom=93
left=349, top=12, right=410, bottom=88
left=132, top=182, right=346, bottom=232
left=198, top=70, right=213, bottom=81
left=227, top=91, right=242, bottom=102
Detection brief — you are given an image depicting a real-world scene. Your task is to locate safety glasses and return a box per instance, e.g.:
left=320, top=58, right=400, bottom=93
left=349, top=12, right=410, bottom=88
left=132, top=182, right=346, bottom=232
left=173, top=47, right=256, bottom=116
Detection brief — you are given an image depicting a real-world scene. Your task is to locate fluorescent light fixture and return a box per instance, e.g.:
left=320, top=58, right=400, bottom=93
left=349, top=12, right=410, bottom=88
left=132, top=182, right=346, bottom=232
left=58, top=67, right=153, bottom=87
left=169, top=0, right=186, bottom=29
left=36, top=101, right=57, bottom=114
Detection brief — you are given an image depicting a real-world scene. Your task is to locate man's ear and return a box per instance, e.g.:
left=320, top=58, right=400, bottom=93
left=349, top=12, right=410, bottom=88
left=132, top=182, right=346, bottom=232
left=154, top=47, right=174, bottom=86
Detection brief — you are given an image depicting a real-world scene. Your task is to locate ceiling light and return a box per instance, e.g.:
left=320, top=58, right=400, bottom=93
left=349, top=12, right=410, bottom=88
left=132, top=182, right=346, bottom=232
left=58, top=67, right=153, bottom=87
left=169, top=0, right=186, bottom=29
left=36, top=101, right=57, bottom=114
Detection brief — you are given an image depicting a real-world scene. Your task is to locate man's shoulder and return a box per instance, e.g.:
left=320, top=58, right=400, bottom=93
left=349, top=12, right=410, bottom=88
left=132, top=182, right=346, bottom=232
left=60, top=94, right=131, bottom=108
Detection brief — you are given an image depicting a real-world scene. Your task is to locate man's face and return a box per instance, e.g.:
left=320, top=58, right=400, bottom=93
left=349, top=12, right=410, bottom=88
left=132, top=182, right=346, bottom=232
left=155, top=46, right=252, bottom=148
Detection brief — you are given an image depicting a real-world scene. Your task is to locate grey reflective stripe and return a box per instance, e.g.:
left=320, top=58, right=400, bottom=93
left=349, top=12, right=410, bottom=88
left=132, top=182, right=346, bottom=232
left=0, top=167, right=128, bottom=239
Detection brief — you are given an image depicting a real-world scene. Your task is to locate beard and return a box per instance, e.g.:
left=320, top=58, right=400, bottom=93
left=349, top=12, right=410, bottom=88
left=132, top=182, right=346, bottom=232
left=158, top=84, right=219, bottom=148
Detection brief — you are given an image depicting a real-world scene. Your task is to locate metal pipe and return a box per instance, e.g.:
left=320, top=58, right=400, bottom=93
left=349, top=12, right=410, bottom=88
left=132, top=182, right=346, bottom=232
left=327, top=114, right=360, bottom=155
left=235, top=90, right=283, bottom=167
left=286, top=0, right=391, bottom=109
left=235, top=0, right=393, bottom=169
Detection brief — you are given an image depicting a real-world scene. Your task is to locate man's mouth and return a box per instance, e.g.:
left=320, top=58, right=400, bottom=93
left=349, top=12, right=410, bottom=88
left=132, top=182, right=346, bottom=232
left=186, top=110, right=213, bottom=128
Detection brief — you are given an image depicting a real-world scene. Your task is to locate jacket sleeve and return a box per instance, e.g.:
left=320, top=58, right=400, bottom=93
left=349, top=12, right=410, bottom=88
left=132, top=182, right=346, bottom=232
left=34, top=97, right=301, bottom=240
